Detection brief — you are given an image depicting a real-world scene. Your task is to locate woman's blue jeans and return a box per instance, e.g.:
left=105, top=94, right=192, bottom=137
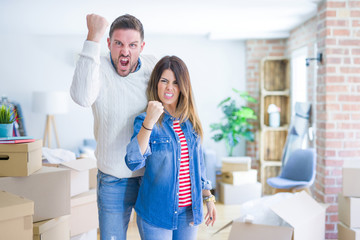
left=97, top=170, right=141, bottom=240
left=136, top=206, right=199, bottom=240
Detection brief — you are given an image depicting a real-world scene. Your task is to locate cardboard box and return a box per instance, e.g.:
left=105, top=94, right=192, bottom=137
left=338, top=193, right=360, bottom=228
left=0, top=139, right=42, bottom=176
left=0, top=166, right=71, bottom=222
left=221, top=156, right=251, bottom=172
left=70, top=190, right=98, bottom=236
left=217, top=191, right=326, bottom=240
left=33, top=215, right=70, bottom=240
left=218, top=181, right=262, bottom=205
left=338, top=221, right=360, bottom=240
left=71, top=228, right=97, bottom=240
left=222, top=170, right=258, bottom=185
left=0, top=191, right=34, bottom=240
left=44, top=158, right=96, bottom=196
left=89, top=168, right=97, bottom=189
left=343, top=160, right=360, bottom=197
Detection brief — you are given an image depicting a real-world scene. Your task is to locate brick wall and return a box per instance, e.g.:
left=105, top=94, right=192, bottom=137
left=245, top=39, right=286, bottom=168
left=316, top=1, right=360, bottom=239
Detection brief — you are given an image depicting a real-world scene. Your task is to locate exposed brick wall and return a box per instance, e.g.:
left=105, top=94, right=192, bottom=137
left=316, top=1, right=360, bottom=239
left=245, top=40, right=286, bottom=169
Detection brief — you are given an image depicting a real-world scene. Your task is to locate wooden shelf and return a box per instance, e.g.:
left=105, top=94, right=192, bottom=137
left=259, top=57, right=291, bottom=195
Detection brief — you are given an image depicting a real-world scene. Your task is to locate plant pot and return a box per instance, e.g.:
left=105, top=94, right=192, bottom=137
left=0, top=123, right=13, bottom=137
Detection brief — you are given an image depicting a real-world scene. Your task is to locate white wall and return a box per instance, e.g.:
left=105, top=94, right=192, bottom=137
left=0, top=33, right=246, bottom=161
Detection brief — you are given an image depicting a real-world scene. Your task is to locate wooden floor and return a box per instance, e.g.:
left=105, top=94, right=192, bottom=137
left=97, top=203, right=242, bottom=240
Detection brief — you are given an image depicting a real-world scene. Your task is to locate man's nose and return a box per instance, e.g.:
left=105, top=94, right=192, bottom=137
left=120, top=46, right=129, bottom=55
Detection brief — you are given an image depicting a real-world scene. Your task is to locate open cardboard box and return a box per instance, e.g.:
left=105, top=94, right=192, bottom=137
left=215, top=191, right=326, bottom=240
left=44, top=158, right=96, bottom=197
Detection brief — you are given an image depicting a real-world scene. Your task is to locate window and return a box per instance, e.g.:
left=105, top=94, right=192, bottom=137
left=290, top=46, right=308, bottom=116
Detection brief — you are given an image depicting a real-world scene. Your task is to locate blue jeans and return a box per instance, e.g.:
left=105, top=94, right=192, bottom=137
left=97, top=170, right=141, bottom=240
left=136, top=206, right=198, bottom=240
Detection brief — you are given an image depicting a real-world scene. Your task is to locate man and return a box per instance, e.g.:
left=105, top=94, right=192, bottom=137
left=71, top=13, right=156, bottom=239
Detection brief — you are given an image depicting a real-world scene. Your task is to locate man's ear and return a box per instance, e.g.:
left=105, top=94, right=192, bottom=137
left=140, top=41, right=145, bottom=52
left=107, top=37, right=111, bottom=50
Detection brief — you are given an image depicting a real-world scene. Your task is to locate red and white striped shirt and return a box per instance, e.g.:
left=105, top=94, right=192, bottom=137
left=173, top=120, right=192, bottom=207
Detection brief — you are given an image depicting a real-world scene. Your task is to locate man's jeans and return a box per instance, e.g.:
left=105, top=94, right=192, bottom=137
left=97, top=170, right=141, bottom=240
left=136, top=206, right=198, bottom=240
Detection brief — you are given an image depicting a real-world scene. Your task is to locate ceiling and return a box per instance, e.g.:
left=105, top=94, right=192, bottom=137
left=1, top=0, right=322, bottom=39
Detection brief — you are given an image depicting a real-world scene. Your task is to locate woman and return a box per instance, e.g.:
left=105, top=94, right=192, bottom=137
left=125, top=55, right=216, bottom=240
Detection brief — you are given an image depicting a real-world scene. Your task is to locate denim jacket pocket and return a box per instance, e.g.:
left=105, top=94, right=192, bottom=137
left=150, top=137, right=171, bottom=152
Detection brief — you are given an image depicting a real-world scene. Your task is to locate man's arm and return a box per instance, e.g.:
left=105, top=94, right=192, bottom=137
left=70, top=14, right=109, bottom=107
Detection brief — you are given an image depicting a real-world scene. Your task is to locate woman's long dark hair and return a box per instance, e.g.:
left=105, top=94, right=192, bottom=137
left=147, top=56, right=203, bottom=139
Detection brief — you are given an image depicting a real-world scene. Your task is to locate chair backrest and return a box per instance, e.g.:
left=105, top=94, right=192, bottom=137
left=280, top=148, right=316, bottom=182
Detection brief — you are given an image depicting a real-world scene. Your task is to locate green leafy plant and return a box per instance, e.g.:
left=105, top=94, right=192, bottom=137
left=210, top=89, right=258, bottom=156
left=0, top=104, right=16, bottom=124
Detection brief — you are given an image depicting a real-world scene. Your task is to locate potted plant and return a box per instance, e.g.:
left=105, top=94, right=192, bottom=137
left=210, top=89, right=257, bottom=157
left=0, top=104, right=16, bottom=137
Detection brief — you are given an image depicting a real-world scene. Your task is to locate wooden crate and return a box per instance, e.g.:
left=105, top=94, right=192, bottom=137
left=263, top=59, right=289, bottom=91
left=263, top=130, right=288, bottom=161
left=263, top=95, right=290, bottom=127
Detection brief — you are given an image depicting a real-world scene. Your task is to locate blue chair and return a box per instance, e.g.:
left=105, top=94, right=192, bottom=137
left=267, top=148, right=316, bottom=194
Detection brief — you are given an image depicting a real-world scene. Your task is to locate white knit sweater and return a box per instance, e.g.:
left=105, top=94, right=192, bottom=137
left=71, top=41, right=157, bottom=178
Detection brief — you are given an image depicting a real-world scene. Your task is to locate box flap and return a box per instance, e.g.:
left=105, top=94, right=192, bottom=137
left=59, top=158, right=96, bottom=172
left=229, top=221, right=293, bottom=240
left=71, top=189, right=96, bottom=207
left=33, top=215, right=70, bottom=234
left=0, top=191, right=34, bottom=221
left=270, top=191, right=326, bottom=240
left=0, top=139, right=42, bottom=153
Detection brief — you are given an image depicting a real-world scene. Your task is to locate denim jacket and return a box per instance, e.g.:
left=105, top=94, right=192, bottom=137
left=125, top=112, right=212, bottom=230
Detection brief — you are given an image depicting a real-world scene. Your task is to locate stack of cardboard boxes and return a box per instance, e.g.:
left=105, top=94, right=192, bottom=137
left=338, top=160, right=360, bottom=240
left=0, top=140, right=99, bottom=240
left=218, top=156, right=262, bottom=204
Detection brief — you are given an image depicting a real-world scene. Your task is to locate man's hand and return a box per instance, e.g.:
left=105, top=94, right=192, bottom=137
left=143, top=101, right=164, bottom=129
left=86, top=14, right=109, bottom=43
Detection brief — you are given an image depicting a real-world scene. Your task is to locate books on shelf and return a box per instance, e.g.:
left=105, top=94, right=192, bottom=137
left=0, top=136, right=35, bottom=144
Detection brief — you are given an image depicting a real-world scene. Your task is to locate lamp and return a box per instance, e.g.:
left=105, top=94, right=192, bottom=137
left=305, top=53, right=323, bottom=67
left=32, top=91, right=69, bottom=148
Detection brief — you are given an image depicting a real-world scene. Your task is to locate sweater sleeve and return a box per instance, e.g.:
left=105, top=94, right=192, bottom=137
left=70, top=41, right=102, bottom=107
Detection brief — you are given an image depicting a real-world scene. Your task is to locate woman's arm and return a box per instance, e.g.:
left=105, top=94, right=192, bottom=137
left=137, top=101, right=164, bottom=154
left=198, top=145, right=216, bottom=226
left=125, top=101, right=163, bottom=171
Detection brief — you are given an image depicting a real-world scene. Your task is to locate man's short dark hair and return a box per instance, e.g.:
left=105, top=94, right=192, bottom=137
left=109, top=14, right=144, bottom=41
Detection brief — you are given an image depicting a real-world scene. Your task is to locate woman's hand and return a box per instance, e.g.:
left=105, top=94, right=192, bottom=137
left=205, top=201, right=216, bottom=226
left=143, top=101, right=164, bottom=129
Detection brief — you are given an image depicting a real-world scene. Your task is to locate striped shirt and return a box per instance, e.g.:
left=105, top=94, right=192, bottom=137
left=173, top=120, right=192, bottom=207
